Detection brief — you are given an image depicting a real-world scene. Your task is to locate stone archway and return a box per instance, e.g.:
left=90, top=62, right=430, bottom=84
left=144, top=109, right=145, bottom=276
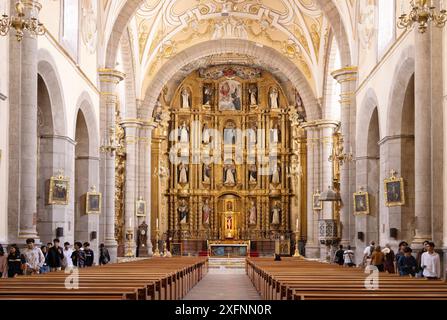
left=382, top=47, right=415, bottom=245
left=139, top=39, right=320, bottom=120
left=103, top=0, right=352, bottom=71
left=355, top=88, right=380, bottom=260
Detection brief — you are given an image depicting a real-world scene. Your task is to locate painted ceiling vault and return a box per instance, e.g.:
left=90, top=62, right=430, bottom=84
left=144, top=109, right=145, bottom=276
left=127, top=0, right=332, bottom=97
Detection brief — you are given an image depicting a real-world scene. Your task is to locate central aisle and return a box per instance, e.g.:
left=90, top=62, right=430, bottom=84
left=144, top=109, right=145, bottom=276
left=183, top=266, right=261, bottom=300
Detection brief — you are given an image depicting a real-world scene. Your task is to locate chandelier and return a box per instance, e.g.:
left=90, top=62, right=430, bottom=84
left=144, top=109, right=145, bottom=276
left=398, top=0, right=447, bottom=33
left=0, top=1, right=45, bottom=41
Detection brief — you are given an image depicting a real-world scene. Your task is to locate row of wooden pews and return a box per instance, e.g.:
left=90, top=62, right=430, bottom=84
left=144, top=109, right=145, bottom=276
left=0, top=257, right=207, bottom=300
left=247, top=257, right=447, bottom=300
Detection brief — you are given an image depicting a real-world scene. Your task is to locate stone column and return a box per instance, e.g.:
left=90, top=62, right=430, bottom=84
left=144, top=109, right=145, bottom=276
left=413, top=30, right=432, bottom=244
left=17, top=1, right=43, bottom=240
left=331, top=67, right=358, bottom=246
left=98, top=69, right=125, bottom=262
left=122, top=120, right=141, bottom=256
left=139, top=123, right=155, bottom=255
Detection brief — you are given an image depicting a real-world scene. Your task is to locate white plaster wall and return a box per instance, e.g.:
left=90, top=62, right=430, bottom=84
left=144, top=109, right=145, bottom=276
left=37, top=36, right=100, bottom=141
left=356, top=31, right=414, bottom=140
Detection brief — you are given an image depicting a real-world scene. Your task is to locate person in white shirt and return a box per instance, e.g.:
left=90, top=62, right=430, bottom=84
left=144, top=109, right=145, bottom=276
left=362, top=241, right=375, bottom=266
left=343, top=245, right=355, bottom=267
left=63, top=242, right=74, bottom=269
left=22, top=238, right=45, bottom=275
left=420, top=242, right=441, bottom=279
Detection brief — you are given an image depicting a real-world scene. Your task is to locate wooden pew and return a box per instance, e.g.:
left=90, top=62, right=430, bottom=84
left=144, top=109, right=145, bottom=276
left=247, top=257, right=447, bottom=300
left=0, top=257, right=208, bottom=300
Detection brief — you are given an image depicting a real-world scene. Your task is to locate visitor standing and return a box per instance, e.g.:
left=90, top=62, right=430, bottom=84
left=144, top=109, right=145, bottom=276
left=7, top=245, right=25, bottom=278
left=22, top=239, right=45, bottom=275
left=47, top=239, right=64, bottom=272
left=71, top=242, right=86, bottom=268
left=382, top=244, right=396, bottom=274
left=63, top=242, right=74, bottom=269
left=99, top=244, right=110, bottom=266
left=40, top=246, right=50, bottom=274
left=334, top=245, right=345, bottom=266
left=421, top=242, right=441, bottom=280
left=0, top=245, right=7, bottom=278
left=398, top=247, right=417, bottom=277
left=343, top=245, right=355, bottom=267
left=370, top=246, right=385, bottom=272
left=83, top=242, right=94, bottom=267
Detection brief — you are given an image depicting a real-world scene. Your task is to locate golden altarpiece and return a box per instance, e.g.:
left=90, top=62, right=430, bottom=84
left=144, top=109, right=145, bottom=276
left=150, top=65, right=307, bottom=254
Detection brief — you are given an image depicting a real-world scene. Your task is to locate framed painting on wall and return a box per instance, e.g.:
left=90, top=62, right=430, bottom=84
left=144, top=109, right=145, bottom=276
left=48, top=174, right=69, bottom=205
left=384, top=170, right=405, bottom=207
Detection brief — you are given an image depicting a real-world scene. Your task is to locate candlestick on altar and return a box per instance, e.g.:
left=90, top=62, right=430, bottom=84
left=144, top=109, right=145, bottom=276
left=153, top=228, right=161, bottom=257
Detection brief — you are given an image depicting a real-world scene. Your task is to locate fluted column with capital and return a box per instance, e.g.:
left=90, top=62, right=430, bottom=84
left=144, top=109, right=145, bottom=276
left=331, top=67, right=358, bottom=246
left=98, top=69, right=125, bottom=262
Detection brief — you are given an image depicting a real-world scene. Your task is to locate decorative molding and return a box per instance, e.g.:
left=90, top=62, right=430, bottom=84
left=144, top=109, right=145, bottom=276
left=40, top=134, right=76, bottom=146
left=378, top=134, right=415, bottom=146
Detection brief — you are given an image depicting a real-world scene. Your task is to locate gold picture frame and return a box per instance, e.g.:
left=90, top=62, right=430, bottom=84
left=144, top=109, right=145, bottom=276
left=353, top=190, right=369, bottom=215
left=86, top=187, right=102, bottom=214
left=384, top=170, right=405, bottom=207
left=312, top=192, right=322, bottom=210
left=136, top=198, right=146, bottom=217
left=48, top=173, right=69, bottom=205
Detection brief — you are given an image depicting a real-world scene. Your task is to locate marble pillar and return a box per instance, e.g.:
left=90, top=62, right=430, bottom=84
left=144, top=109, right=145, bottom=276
left=332, top=67, right=358, bottom=246
left=17, top=1, right=42, bottom=240
left=413, top=30, right=432, bottom=244
left=98, top=69, right=125, bottom=262
left=122, top=120, right=141, bottom=256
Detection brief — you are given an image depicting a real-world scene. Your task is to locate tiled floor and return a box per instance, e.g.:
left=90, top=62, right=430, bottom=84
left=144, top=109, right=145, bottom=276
left=183, top=268, right=261, bottom=300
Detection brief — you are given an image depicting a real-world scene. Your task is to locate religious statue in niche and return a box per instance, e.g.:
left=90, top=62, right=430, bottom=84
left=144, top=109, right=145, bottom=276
left=178, top=199, right=189, bottom=224
left=219, top=80, right=242, bottom=111
left=271, top=202, right=281, bottom=225
left=249, top=85, right=258, bottom=106
left=153, top=101, right=163, bottom=122
left=178, top=163, right=188, bottom=185
left=271, top=163, right=281, bottom=185
left=181, top=88, right=190, bottom=109
left=202, top=198, right=212, bottom=225
left=224, top=122, right=237, bottom=145
left=223, top=162, right=236, bottom=186
left=269, top=87, right=279, bottom=109
left=203, top=164, right=211, bottom=184
left=270, top=123, right=281, bottom=144
left=203, top=85, right=213, bottom=106
left=249, top=200, right=257, bottom=225
left=202, top=123, right=211, bottom=144
left=248, top=125, right=257, bottom=145
left=295, top=90, right=307, bottom=122
left=179, top=121, right=189, bottom=143
left=248, top=164, right=257, bottom=184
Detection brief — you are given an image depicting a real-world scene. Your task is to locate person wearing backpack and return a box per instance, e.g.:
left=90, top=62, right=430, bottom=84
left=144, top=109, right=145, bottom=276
left=334, top=245, right=345, bottom=266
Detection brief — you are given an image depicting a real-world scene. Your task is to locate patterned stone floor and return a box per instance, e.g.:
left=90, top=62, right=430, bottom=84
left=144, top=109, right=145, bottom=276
left=183, top=268, right=261, bottom=300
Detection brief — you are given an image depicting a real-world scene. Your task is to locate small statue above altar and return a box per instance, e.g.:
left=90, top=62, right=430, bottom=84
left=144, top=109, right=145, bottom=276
left=249, top=200, right=257, bottom=225
left=178, top=199, right=189, bottom=224
left=269, top=87, right=279, bottom=109
left=271, top=201, right=281, bottom=225
left=202, top=198, right=212, bottom=225
left=181, top=88, right=190, bottom=109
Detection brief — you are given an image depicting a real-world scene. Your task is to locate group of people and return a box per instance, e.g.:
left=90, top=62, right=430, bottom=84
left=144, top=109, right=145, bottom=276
left=0, top=239, right=111, bottom=278
left=333, top=240, right=442, bottom=279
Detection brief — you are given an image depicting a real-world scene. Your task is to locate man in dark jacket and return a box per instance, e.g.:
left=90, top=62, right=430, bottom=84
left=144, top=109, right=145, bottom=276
left=47, top=239, right=64, bottom=271
left=71, top=242, right=85, bottom=268
left=99, top=243, right=110, bottom=266
left=83, top=242, right=94, bottom=267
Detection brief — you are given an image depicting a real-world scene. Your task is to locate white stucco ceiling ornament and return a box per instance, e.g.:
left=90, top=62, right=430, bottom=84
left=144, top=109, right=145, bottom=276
left=81, top=0, right=98, bottom=54
left=358, top=0, right=376, bottom=49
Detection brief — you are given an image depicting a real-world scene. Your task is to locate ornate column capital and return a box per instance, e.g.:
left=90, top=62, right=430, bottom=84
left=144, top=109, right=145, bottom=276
left=300, top=119, right=341, bottom=130
left=98, top=68, right=126, bottom=84
left=331, top=66, right=358, bottom=83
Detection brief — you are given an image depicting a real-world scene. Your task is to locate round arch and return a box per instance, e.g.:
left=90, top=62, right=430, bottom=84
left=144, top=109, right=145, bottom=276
left=37, top=49, right=67, bottom=137
left=386, top=46, right=415, bottom=137
left=356, top=88, right=380, bottom=157
left=140, top=39, right=320, bottom=120
left=103, top=0, right=352, bottom=74
left=73, top=92, right=100, bottom=157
